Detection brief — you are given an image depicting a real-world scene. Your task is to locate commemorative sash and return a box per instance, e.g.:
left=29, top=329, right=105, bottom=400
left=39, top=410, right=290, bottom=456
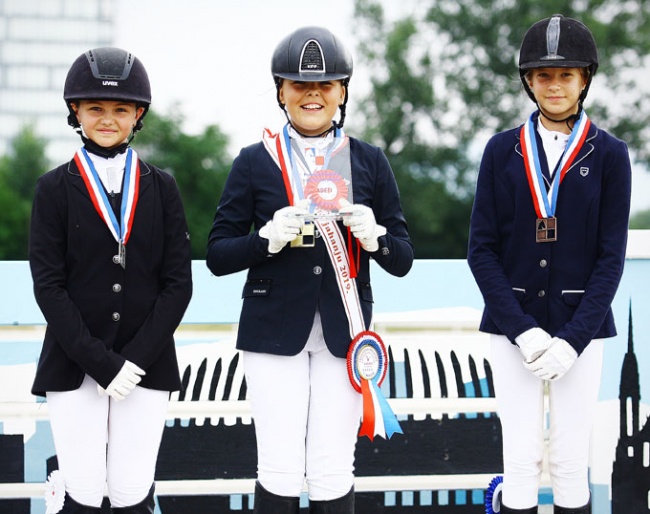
left=520, top=111, right=591, bottom=242
left=74, top=147, right=140, bottom=268
left=263, top=125, right=402, bottom=440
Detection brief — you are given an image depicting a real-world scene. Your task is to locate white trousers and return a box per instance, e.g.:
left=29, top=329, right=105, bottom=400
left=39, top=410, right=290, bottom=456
left=243, top=311, right=362, bottom=501
left=46, top=375, right=169, bottom=507
left=490, top=335, right=603, bottom=509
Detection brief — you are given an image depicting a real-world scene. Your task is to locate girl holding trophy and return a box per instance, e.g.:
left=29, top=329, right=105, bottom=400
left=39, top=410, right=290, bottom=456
left=207, top=26, right=413, bottom=514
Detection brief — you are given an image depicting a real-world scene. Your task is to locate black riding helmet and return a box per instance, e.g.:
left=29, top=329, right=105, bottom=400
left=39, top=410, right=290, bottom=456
left=64, top=47, right=151, bottom=133
left=519, top=14, right=598, bottom=105
left=271, top=26, right=353, bottom=132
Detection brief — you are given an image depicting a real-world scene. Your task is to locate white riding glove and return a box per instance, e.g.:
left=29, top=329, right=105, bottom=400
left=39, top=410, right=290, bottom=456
left=523, top=337, right=578, bottom=381
left=98, top=360, right=146, bottom=401
left=339, top=201, right=386, bottom=252
left=259, top=204, right=309, bottom=253
left=514, top=327, right=552, bottom=363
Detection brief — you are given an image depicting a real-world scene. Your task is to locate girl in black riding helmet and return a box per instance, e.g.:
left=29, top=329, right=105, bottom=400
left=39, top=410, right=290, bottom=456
left=207, top=26, right=414, bottom=514
left=30, top=47, right=192, bottom=514
left=468, top=15, right=631, bottom=514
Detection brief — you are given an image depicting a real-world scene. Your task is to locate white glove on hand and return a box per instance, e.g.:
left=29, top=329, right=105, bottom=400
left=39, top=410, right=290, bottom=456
left=259, top=205, right=309, bottom=253
left=339, top=201, right=386, bottom=252
left=514, top=327, right=552, bottom=363
left=98, top=360, right=146, bottom=401
left=523, top=337, right=578, bottom=381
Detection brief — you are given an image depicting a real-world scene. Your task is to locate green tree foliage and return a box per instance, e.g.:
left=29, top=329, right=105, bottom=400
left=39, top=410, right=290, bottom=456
left=133, top=108, right=232, bottom=258
left=351, top=0, right=650, bottom=257
left=0, top=125, right=49, bottom=260
left=630, top=209, right=650, bottom=229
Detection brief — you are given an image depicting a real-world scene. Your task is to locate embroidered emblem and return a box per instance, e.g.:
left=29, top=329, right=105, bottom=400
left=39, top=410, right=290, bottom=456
left=580, top=167, right=589, bottom=177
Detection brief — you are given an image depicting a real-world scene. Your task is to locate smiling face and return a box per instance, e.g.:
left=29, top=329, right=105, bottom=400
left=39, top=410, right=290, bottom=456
left=527, top=67, right=587, bottom=126
left=279, top=80, right=346, bottom=136
left=72, top=99, right=145, bottom=148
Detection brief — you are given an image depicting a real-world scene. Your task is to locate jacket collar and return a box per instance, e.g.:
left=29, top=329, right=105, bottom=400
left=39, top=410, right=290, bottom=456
left=515, top=111, right=598, bottom=174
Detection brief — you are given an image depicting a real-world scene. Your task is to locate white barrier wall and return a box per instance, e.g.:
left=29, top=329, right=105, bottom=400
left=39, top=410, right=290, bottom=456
left=1, top=230, right=649, bottom=514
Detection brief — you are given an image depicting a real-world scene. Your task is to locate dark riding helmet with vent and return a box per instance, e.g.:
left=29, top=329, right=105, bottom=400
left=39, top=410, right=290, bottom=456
left=64, top=47, right=151, bottom=133
left=519, top=14, right=598, bottom=105
left=271, top=26, right=353, bottom=130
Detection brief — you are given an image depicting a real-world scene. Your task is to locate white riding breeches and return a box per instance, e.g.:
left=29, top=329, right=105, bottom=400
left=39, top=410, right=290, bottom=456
left=46, top=375, right=169, bottom=508
left=243, top=311, right=362, bottom=501
left=490, top=334, right=603, bottom=509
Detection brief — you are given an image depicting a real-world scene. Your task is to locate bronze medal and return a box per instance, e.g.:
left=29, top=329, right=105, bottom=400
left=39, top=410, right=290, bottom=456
left=536, top=217, right=557, bottom=243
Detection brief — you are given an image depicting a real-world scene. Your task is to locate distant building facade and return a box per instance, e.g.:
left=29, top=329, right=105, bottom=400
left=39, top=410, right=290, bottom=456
left=0, top=0, right=114, bottom=164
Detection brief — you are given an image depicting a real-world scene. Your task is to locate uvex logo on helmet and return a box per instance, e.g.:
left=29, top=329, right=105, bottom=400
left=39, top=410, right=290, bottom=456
left=102, top=81, right=119, bottom=86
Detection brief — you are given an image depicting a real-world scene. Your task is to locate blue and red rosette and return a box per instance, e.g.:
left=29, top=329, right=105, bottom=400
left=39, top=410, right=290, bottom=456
left=347, top=330, right=402, bottom=441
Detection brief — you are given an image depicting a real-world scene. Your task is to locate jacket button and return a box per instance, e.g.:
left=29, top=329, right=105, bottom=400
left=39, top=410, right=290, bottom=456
left=313, top=266, right=322, bottom=275
left=538, top=290, right=546, bottom=298
left=112, top=283, right=122, bottom=293
left=540, top=259, right=547, bottom=267
left=111, top=312, right=121, bottom=321
left=112, top=255, right=121, bottom=265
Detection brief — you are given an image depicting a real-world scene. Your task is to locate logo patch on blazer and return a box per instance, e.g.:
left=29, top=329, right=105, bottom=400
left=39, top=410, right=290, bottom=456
left=580, top=167, right=589, bottom=177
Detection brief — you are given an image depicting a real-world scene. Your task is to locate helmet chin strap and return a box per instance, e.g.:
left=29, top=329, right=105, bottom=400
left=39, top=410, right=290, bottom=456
left=537, top=103, right=583, bottom=131
left=77, top=129, right=132, bottom=158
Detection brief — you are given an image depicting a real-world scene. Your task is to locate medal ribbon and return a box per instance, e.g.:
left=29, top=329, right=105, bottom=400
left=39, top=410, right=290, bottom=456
left=74, top=148, right=140, bottom=245
left=264, top=126, right=400, bottom=440
left=520, top=110, right=591, bottom=218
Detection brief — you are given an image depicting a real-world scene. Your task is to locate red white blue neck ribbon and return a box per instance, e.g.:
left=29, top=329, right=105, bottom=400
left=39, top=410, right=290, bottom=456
left=74, top=147, right=140, bottom=245
left=520, top=110, right=590, bottom=218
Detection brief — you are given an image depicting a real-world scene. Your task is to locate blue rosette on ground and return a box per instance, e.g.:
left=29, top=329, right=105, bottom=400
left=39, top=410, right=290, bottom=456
left=485, top=475, right=504, bottom=514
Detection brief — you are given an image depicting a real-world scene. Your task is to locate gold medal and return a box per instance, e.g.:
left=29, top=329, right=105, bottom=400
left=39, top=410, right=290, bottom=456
left=536, top=217, right=557, bottom=243
left=290, top=221, right=315, bottom=248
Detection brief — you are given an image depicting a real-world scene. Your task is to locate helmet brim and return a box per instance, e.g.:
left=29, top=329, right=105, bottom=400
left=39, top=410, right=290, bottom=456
left=274, top=72, right=350, bottom=82
left=519, top=60, right=593, bottom=70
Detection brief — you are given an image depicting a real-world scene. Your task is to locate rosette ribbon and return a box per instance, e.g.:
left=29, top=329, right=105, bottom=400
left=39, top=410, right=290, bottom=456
left=347, top=331, right=402, bottom=441
left=484, top=475, right=504, bottom=514
left=44, top=470, right=66, bottom=514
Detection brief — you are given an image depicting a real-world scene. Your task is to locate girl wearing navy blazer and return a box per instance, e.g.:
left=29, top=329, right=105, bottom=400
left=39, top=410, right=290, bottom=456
left=29, top=48, right=192, bottom=514
left=207, top=26, right=413, bottom=514
left=468, top=15, right=631, bottom=514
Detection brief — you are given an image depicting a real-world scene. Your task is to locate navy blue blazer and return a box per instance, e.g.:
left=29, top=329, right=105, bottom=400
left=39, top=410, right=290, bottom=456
left=30, top=155, right=193, bottom=396
left=468, top=113, right=631, bottom=354
left=206, top=136, right=414, bottom=358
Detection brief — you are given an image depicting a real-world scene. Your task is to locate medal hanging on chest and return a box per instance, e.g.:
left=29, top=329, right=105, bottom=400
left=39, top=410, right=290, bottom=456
left=74, top=148, right=141, bottom=268
left=520, top=111, right=591, bottom=243
left=536, top=216, right=557, bottom=242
